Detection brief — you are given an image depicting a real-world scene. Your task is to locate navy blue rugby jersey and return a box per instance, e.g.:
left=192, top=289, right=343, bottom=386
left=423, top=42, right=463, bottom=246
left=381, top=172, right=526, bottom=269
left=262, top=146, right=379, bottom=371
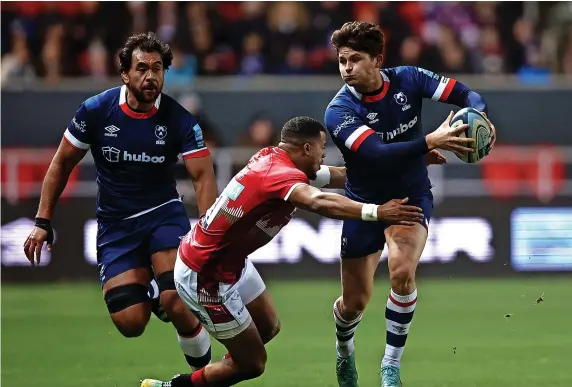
left=64, top=85, right=210, bottom=220
left=324, top=66, right=487, bottom=202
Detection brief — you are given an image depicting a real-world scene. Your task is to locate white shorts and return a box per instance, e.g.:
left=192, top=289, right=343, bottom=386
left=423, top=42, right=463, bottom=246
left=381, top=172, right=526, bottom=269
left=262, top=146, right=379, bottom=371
left=174, top=255, right=266, bottom=340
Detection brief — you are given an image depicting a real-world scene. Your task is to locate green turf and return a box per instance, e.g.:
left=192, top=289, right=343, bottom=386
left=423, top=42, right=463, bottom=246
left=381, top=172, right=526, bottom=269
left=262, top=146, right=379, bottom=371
left=2, top=278, right=571, bottom=387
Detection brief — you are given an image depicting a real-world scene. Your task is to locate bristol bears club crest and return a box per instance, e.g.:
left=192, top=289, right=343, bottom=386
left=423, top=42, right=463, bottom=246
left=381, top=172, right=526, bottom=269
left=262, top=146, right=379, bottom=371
left=394, top=92, right=411, bottom=111
left=155, top=125, right=167, bottom=145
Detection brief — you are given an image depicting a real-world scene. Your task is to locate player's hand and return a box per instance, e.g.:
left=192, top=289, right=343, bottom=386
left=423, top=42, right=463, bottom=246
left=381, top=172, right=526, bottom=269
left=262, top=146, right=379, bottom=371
left=425, top=149, right=447, bottom=166
left=377, top=198, right=425, bottom=226
left=23, top=219, right=54, bottom=266
left=480, top=112, right=496, bottom=151
left=425, top=111, right=475, bottom=154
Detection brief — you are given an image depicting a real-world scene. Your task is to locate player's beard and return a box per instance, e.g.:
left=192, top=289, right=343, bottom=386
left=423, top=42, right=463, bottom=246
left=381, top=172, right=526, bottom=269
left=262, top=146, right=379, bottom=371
left=128, top=83, right=161, bottom=104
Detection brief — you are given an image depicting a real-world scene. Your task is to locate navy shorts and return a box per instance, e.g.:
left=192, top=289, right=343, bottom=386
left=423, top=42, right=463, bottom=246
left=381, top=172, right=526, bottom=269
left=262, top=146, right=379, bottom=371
left=96, top=200, right=191, bottom=286
left=340, top=193, right=434, bottom=259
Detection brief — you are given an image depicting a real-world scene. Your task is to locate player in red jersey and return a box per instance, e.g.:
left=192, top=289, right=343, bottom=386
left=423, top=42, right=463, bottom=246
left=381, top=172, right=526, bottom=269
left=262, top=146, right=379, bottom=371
left=140, top=116, right=426, bottom=387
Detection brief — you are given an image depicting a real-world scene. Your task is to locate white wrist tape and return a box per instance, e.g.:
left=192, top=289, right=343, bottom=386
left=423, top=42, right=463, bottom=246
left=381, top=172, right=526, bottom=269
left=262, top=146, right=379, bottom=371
left=361, top=204, right=379, bottom=221
left=310, top=165, right=331, bottom=188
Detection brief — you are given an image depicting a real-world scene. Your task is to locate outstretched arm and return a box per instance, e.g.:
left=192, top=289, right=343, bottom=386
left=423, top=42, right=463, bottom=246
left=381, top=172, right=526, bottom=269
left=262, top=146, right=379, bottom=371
left=287, top=183, right=424, bottom=226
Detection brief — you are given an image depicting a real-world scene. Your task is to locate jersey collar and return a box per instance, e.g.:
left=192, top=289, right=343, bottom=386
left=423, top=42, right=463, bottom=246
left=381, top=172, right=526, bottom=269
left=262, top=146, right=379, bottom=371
left=347, top=71, right=390, bottom=103
left=119, top=85, right=161, bottom=119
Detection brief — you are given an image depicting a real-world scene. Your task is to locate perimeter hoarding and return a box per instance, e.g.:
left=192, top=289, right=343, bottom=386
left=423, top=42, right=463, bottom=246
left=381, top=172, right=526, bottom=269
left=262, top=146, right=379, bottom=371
left=2, top=197, right=572, bottom=283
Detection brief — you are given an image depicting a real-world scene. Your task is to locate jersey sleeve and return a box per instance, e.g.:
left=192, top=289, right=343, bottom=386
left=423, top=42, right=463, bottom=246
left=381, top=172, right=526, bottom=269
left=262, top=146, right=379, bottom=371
left=324, top=104, right=429, bottom=167
left=409, top=66, right=488, bottom=113
left=264, top=163, right=310, bottom=201
left=63, top=102, right=95, bottom=150
left=181, top=114, right=211, bottom=159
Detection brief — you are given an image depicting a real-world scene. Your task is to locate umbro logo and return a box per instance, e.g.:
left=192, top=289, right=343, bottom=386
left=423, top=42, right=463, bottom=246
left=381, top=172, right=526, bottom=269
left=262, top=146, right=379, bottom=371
left=366, top=112, right=379, bottom=124
left=104, top=125, right=120, bottom=137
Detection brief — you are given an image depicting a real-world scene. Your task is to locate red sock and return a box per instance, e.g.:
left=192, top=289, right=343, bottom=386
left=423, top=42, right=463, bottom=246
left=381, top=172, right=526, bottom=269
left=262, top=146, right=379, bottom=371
left=191, top=368, right=208, bottom=387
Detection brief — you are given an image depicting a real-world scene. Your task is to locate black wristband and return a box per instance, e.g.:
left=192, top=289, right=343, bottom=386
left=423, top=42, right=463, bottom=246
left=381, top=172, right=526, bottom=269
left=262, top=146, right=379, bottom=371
left=34, top=217, right=51, bottom=229
left=34, top=217, right=54, bottom=245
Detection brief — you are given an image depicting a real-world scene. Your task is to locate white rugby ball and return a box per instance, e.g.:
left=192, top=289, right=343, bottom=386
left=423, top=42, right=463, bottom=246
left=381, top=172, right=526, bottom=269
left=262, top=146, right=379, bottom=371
left=451, top=107, right=492, bottom=163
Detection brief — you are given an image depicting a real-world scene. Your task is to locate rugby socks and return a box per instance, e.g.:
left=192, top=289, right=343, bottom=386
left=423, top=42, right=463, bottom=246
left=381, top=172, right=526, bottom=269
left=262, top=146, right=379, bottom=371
left=333, top=297, right=363, bottom=358
left=382, top=289, right=417, bottom=368
left=178, top=326, right=212, bottom=371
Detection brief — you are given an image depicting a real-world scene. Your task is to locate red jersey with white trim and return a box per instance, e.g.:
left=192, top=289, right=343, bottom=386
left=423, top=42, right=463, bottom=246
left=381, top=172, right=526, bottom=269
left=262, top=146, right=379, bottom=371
left=178, top=147, right=309, bottom=283
left=64, top=85, right=210, bottom=220
left=325, top=66, right=484, bottom=202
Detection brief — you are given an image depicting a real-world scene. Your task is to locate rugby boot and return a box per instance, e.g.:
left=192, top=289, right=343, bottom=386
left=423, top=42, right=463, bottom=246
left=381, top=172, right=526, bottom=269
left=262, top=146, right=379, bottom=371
left=381, top=365, right=402, bottom=387
left=336, top=352, right=359, bottom=387
left=140, top=379, right=167, bottom=387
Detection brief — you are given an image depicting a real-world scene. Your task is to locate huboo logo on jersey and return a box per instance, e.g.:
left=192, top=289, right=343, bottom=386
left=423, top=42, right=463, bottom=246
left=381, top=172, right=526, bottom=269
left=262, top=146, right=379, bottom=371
left=380, top=116, right=418, bottom=140
left=104, top=125, right=120, bottom=137
left=366, top=112, right=379, bottom=124
left=394, top=92, right=411, bottom=111
left=333, top=114, right=357, bottom=137
left=101, top=146, right=165, bottom=163
left=155, top=125, right=167, bottom=145
left=124, top=151, right=165, bottom=163
left=102, top=146, right=120, bottom=162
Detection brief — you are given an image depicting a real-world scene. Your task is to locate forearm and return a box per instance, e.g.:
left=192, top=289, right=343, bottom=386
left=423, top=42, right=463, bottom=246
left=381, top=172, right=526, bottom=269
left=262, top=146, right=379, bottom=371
left=360, top=136, right=429, bottom=166
left=445, top=81, right=488, bottom=113
left=309, top=192, right=364, bottom=220
left=36, top=160, right=74, bottom=219
left=324, top=166, right=346, bottom=189
left=193, top=174, right=218, bottom=216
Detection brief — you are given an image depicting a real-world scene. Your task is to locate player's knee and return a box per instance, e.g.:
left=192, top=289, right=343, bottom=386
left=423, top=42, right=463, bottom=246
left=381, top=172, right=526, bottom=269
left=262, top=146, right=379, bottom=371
left=239, top=351, right=267, bottom=379
left=341, top=293, right=370, bottom=315
left=261, top=320, right=281, bottom=344
left=389, top=262, right=415, bottom=292
left=113, top=315, right=149, bottom=338
left=104, top=283, right=151, bottom=337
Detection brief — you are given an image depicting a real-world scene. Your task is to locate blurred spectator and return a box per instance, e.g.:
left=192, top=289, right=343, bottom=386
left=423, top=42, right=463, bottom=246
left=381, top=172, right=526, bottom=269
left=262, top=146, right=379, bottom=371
left=479, top=26, right=504, bottom=74
left=86, top=38, right=109, bottom=78
left=400, top=36, right=423, bottom=67
left=155, top=1, right=178, bottom=44
left=177, top=93, right=221, bottom=149
left=164, top=46, right=196, bottom=86
left=239, top=32, right=265, bottom=75
left=236, top=113, right=278, bottom=148
left=1, top=21, right=36, bottom=87
left=279, top=45, right=310, bottom=75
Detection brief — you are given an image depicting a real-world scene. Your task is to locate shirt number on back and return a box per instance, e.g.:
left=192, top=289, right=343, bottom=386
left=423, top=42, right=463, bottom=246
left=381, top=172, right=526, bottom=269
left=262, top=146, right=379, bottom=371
left=202, top=179, right=245, bottom=229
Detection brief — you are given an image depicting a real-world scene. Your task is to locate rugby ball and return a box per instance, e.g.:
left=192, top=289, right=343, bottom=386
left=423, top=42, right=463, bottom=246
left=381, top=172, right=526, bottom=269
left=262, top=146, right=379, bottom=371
left=451, top=107, right=492, bottom=163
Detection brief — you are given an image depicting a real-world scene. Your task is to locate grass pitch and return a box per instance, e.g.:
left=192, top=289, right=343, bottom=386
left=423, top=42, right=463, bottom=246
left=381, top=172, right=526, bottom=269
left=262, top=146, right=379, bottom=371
left=2, top=278, right=571, bottom=387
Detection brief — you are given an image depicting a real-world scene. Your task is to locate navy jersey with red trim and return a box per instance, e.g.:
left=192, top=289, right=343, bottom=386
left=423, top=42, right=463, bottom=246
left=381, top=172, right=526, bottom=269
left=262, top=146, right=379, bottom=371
left=324, top=66, right=487, bottom=202
left=64, top=85, right=210, bottom=220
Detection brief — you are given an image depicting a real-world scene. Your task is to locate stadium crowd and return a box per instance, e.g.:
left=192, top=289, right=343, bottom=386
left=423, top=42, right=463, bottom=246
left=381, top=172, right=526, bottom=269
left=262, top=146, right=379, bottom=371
left=2, top=1, right=572, bottom=85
